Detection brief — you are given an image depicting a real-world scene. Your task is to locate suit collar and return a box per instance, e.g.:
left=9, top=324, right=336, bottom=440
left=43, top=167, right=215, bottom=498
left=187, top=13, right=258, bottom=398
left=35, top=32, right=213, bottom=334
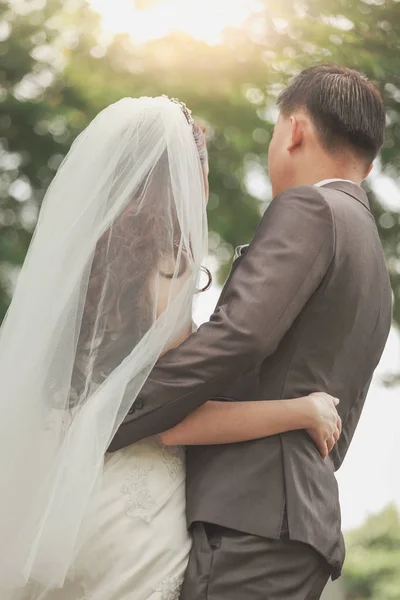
left=319, top=180, right=370, bottom=211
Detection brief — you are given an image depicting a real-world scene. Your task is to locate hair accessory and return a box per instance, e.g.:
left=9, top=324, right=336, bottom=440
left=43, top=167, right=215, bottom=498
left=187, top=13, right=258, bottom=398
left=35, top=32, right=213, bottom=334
left=162, top=94, right=195, bottom=127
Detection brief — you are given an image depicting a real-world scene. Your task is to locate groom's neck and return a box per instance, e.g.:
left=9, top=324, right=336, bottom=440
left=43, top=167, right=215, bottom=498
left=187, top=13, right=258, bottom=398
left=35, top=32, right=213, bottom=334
left=290, top=151, right=365, bottom=189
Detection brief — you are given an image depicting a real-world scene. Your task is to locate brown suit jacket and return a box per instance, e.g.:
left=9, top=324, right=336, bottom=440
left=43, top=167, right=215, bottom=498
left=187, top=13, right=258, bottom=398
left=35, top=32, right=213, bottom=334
left=109, top=181, right=392, bottom=577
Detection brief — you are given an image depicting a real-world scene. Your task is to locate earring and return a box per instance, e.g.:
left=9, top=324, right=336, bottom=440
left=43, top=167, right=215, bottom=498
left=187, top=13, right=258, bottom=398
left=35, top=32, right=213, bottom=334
left=197, top=266, right=212, bottom=293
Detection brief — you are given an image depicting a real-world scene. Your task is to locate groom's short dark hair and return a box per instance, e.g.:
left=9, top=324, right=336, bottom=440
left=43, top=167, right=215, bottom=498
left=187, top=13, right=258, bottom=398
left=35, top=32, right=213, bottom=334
left=277, top=64, right=385, bottom=164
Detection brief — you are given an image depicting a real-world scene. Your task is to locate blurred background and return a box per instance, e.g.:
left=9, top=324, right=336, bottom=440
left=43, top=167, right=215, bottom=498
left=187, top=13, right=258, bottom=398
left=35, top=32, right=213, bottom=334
left=1, top=0, right=400, bottom=597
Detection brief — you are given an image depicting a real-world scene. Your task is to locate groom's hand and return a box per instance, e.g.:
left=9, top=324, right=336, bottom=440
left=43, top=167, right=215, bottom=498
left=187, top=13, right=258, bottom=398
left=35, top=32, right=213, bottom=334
left=306, top=392, right=342, bottom=459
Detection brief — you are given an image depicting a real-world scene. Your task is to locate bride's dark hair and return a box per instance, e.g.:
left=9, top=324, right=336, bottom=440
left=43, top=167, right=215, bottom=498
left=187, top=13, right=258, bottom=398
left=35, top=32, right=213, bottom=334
left=70, top=121, right=208, bottom=405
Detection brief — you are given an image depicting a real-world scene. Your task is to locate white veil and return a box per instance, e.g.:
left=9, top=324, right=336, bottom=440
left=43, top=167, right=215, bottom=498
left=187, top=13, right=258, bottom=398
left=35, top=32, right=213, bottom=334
left=0, top=96, right=208, bottom=593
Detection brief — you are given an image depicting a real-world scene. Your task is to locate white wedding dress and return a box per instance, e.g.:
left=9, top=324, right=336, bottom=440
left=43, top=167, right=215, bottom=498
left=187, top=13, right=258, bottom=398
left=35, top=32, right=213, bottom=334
left=19, top=437, right=190, bottom=600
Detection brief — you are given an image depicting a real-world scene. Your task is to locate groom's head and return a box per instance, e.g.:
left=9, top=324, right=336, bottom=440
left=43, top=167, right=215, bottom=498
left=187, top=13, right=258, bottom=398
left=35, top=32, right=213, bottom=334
left=268, top=65, right=385, bottom=196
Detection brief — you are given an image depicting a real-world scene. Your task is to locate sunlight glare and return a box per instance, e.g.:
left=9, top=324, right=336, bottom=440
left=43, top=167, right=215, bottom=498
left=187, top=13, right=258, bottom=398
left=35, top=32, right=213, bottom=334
left=88, top=0, right=260, bottom=45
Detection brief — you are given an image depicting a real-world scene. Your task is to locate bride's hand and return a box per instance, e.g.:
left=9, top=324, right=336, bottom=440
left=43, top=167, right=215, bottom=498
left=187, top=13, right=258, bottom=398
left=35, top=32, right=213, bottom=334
left=305, top=392, right=342, bottom=459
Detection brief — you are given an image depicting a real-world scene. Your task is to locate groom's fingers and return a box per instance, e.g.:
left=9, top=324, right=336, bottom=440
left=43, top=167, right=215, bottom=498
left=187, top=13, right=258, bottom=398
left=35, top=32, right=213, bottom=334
left=337, top=416, right=342, bottom=436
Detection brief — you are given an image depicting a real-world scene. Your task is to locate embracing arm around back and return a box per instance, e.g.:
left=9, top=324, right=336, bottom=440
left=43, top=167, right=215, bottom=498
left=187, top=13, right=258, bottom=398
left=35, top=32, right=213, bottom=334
left=160, top=393, right=341, bottom=459
left=109, top=186, right=335, bottom=451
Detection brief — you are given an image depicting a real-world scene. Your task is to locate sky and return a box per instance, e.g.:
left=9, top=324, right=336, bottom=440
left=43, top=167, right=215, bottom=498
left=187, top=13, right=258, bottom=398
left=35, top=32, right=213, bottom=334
left=194, top=285, right=400, bottom=532
left=88, top=0, right=260, bottom=45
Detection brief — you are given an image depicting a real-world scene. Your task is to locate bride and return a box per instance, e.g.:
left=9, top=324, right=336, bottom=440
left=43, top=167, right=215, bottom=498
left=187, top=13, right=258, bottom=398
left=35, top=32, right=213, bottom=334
left=0, top=96, right=341, bottom=600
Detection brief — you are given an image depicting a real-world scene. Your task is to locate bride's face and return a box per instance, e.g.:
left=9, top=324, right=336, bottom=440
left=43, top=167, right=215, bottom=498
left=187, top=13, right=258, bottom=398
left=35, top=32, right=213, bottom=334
left=153, top=250, right=191, bottom=320
left=154, top=122, right=209, bottom=321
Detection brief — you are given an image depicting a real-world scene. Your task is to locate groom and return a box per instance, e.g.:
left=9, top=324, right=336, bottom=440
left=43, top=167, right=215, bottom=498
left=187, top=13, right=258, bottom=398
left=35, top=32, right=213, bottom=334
left=109, top=65, right=391, bottom=599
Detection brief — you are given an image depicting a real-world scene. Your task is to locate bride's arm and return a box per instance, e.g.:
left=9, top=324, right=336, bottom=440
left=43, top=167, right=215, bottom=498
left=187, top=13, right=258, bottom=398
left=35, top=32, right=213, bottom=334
left=159, top=326, right=341, bottom=458
left=159, top=393, right=341, bottom=459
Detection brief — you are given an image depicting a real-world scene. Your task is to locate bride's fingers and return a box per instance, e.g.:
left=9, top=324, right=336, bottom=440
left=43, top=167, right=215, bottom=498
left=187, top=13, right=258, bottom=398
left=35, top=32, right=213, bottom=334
left=323, top=442, right=329, bottom=459
left=326, top=435, right=336, bottom=453
left=318, top=440, right=329, bottom=459
left=333, top=423, right=340, bottom=439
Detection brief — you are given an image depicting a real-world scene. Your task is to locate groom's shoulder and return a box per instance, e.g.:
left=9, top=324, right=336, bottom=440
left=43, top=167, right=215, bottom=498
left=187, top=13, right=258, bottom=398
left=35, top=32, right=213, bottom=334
left=266, top=184, right=333, bottom=222
left=273, top=184, right=329, bottom=206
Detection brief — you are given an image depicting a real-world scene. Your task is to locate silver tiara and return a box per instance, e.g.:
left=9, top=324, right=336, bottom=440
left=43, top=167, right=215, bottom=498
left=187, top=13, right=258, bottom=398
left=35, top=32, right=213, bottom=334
left=162, top=94, right=195, bottom=127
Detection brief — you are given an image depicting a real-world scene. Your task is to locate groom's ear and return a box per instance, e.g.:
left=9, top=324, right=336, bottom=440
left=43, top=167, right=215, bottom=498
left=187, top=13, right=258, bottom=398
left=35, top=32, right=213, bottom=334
left=287, top=115, right=303, bottom=152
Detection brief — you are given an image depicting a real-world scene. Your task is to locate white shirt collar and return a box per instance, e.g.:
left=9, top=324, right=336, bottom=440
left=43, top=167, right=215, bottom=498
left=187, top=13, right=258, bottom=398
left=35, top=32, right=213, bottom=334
left=314, top=178, right=355, bottom=187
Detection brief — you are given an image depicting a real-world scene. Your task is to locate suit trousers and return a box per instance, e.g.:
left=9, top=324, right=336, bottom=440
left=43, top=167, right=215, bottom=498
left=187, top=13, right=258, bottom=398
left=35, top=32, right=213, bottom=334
left=179, top=522, right=332, bottom=600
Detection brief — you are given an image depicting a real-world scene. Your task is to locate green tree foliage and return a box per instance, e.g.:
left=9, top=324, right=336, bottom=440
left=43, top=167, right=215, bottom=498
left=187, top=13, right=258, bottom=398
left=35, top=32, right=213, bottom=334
left=0, top=0, right=399, bottom=326
left=0, top=0, right=102, bottom=316
left=343, top=505, right=400, bottom=600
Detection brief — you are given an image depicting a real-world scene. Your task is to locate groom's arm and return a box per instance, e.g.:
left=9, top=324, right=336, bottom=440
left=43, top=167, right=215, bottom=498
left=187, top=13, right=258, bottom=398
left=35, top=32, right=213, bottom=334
left=109, top=185, right=335, bottom=451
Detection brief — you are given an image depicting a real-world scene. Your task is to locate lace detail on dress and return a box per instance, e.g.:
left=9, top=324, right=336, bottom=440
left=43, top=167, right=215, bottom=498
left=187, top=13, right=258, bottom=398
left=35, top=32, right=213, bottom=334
left=59, top=579, right=94, bottom=600
left=121, top=463, right=154, bottom=522
left=162, top=445, right=184, bottom=480
left=153, top=576, right=184, bottom=600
